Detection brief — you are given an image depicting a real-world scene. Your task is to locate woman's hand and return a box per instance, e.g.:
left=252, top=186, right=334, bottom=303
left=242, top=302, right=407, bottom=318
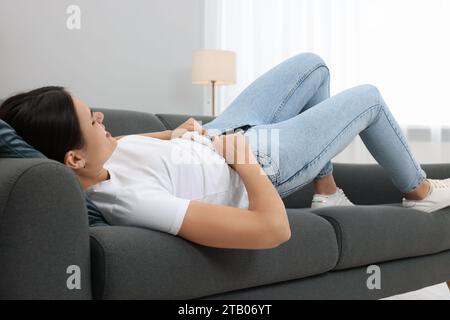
left=171, top=117, right=208, bottom=139
left=211, top=132, right=258, bottom=169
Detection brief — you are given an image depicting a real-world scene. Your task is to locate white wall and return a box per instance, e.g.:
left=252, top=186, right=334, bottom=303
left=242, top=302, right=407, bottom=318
left=0, top=0, right=205, bottom=115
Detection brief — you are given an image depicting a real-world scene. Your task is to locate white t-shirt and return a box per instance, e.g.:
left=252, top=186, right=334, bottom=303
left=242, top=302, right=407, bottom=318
left=85, top=134, right=249, bottom=235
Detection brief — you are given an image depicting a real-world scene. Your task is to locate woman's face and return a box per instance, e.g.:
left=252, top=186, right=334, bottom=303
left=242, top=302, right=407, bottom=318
left=64, top=96, right=117, bottom=170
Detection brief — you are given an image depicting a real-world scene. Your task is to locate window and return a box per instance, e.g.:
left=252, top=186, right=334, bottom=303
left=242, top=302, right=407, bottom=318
left=204, top=0, right=450, bottom=163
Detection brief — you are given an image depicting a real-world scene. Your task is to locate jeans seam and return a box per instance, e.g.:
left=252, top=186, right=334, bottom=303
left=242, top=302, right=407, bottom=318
left=278, top=181, right=310, bottom=198
left=270, top=63, right=330, bottom=124
left=377, top=107, right=425, bottom=192
left=316, top=166, right=334, bottom=179
left=407, top=174, right=426, bottom=193
left=278, top=103, right=383, bottom=192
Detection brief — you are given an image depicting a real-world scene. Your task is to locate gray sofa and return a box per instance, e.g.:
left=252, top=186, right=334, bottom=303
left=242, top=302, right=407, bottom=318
left=1, top=107, right=450, bottom=300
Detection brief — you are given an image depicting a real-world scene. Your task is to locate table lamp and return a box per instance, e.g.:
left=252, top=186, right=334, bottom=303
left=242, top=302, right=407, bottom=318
left=192, top=50, right=236, bottom=116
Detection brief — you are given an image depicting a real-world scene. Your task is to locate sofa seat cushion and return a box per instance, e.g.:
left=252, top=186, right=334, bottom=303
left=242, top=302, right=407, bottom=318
left=89, top=209, right=339, bottom=300
left=311, top=204, right=450, bottom=270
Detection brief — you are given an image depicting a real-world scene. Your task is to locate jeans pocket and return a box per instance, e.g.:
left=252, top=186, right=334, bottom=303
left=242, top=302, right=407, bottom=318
left=255, top=152, right=281, bottom=186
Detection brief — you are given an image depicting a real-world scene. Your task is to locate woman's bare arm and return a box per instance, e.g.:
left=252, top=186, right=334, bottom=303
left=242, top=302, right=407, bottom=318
left=178, top=133, right=291, bottom=249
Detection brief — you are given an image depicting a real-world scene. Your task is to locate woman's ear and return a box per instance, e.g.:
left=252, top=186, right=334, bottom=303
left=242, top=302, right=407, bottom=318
left=64, top=150, right=86, bottom=170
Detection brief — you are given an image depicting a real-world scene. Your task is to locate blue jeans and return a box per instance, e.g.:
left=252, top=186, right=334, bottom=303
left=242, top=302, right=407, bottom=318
left=202, top=52, right=427, bottom=198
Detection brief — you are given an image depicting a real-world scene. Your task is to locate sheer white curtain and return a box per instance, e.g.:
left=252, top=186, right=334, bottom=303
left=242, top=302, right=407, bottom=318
left=204, top=0, right=450, bottom=163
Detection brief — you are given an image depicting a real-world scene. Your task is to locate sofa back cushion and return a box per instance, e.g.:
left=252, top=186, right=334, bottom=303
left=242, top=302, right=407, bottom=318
left=94, top=108, right=168, bottom=136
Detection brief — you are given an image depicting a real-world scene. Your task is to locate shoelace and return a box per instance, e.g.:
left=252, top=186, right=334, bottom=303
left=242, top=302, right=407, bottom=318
left=428, top=179, right=450, bottom=190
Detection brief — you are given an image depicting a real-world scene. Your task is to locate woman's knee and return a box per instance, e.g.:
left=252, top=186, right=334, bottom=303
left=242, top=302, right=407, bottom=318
left=357, top=84, right=381, bottom=98
left=291, top=52, right=329, bottom=74
left=351, top=84, right=383, bottom=106
left=297, top=52, right=327, bottom=66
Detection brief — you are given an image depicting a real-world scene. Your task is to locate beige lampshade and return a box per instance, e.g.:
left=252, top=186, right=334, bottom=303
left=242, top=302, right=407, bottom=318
left=192, top=50, right=236, bottom=85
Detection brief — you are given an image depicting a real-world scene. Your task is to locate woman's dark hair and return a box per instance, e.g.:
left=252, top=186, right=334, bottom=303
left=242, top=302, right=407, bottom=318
left=0, top=86, right=86, bottom=163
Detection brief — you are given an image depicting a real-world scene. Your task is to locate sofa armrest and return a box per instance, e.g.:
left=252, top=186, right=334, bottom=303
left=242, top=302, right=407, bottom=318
left=0, top=158, right=92, bottom=299
left=282, top=162, right=450, bottom=208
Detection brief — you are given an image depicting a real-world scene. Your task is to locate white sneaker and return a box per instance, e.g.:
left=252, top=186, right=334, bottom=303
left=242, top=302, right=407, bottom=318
left=311, top=187, right=355, bottom=209
left=402, top=178, right=450, bottom=213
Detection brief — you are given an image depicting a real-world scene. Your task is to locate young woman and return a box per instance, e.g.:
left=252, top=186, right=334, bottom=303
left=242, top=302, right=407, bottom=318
left=1, top=53, right=449, bottom=250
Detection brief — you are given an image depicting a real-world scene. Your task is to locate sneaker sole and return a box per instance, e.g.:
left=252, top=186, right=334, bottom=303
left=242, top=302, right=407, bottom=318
left=403, top=198, right=450, bottom=213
